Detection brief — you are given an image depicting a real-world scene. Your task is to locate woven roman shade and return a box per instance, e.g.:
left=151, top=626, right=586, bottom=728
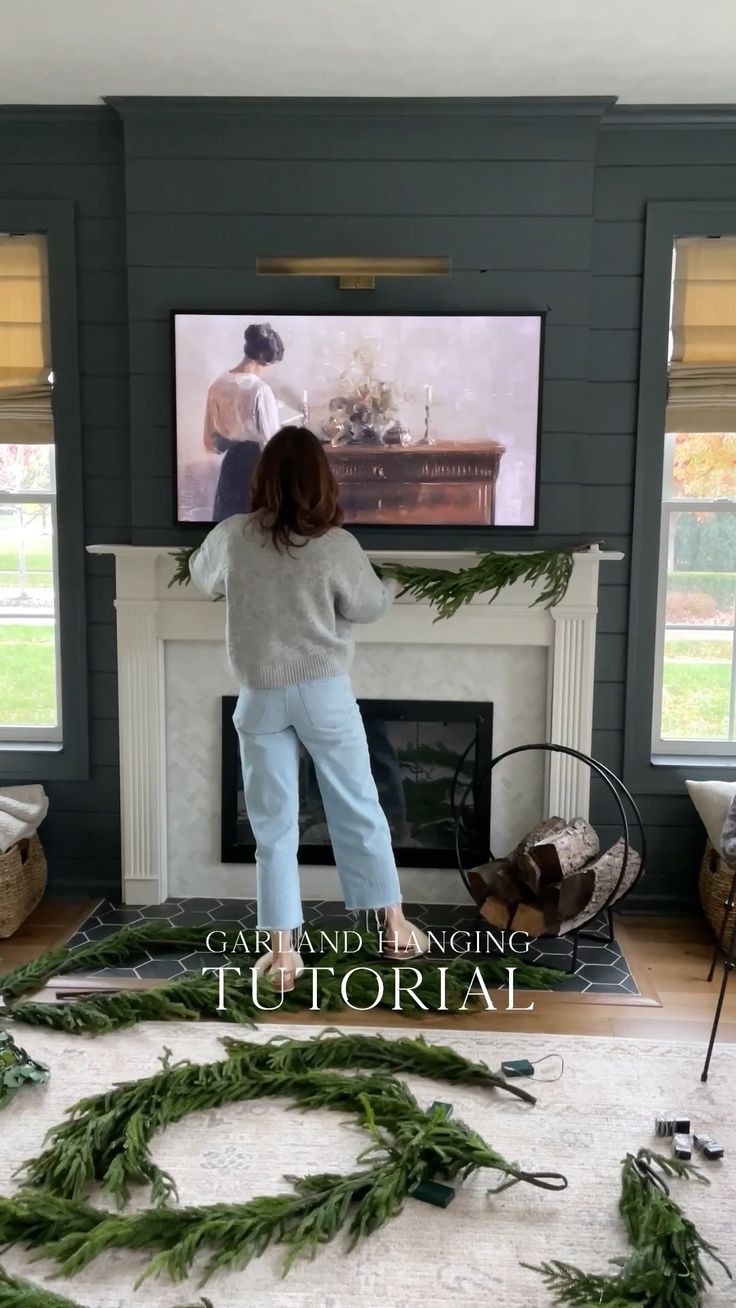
left=668, top=236, right=736, bottom=431
left=0, top=234, right=53, bottom=443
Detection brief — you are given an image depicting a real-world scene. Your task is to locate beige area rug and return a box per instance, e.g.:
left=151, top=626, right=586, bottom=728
left=1, top=1022, right=734, bottom=1308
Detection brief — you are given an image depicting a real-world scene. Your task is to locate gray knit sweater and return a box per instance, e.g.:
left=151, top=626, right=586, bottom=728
left=189, top=513, right=396, bottom=688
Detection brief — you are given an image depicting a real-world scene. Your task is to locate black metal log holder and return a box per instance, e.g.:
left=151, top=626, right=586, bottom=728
left=452, top=741, right=647, bottom=975
left=702, top=862, right=736, bottom=1082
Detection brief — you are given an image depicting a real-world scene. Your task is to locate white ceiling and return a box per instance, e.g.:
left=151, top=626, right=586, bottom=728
left=2, top=0, right=735, bottom=106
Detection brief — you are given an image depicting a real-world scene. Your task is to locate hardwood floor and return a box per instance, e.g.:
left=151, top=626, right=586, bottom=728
left=1, top=900, right=734, bottom=1046
left=0, top=900, right=94, bottom=970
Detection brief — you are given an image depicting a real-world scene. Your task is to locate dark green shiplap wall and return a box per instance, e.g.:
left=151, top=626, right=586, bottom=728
left=590, top=120, right=736, bottom=908
left=0, top=109, right=127, bottom=895
left=3, top=97, right=735, bottom=906
left=114, top=100, right=609, bottom=550
left=116, top=97, right=645, bottom=892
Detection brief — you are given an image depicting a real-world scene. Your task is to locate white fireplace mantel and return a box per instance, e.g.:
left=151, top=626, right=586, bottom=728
left=89, top=543, right=623, bottom=904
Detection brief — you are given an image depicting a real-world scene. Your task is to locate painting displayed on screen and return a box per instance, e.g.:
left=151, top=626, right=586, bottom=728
left=173, top=313, right=543, bottom=527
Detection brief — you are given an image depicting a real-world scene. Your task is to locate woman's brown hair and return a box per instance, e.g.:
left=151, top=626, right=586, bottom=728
left=250, top=426, right=344, bottom=550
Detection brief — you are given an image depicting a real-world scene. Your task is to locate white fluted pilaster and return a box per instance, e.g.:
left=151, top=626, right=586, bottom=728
left=546, top=606, right=598, bottom=820
left=111, top=552, right=167, bottom=904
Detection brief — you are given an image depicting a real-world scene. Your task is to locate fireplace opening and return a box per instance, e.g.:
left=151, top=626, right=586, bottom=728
left=221, top=698, right=493, bottom=868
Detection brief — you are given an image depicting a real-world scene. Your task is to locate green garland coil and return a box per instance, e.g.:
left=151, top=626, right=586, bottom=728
left=1, top=1035, right=566, bottom=1286
left=19, top=1030, right=536, bottom=1207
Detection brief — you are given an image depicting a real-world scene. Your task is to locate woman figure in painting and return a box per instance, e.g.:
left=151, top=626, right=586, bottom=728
left=204, top=322, right=285, bottom=521
left=190, top=426, right=428, bottom=992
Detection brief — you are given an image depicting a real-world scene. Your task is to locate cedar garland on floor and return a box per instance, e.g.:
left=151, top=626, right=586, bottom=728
left=0, top=1017, right=729, bottom=1304
left=0, top=924, right=563, bottom=1033
left=0, top=1041, right=567, bottom=1286
left=19, top=1031, right=536, bottom=1207
left=0, top=1268, right=85, bottom=1308
left=529, top=1148, right=731, bottom=1307
left=0, top=1266, right=211, bottom=1307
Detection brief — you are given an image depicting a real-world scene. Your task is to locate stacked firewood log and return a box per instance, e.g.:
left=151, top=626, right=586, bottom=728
left=468, top=816, right=640, bottom=936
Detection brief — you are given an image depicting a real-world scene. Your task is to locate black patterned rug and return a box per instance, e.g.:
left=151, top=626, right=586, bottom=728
left=66, top=899, right=640, bottom=995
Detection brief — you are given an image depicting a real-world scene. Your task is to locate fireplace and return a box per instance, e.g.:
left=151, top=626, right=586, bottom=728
left=221, top=697, right=493, bottom=868
left=87, top=542, right=621, bottom=904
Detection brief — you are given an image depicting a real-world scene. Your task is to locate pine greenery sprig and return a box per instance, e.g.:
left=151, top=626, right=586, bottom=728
left=169, top=545, right=199, bottom=590
left=169, top=542, right=594, bottom=619
left=0, top=924, right=562, bottom=1033
left=0, top=1073, right=565, bottom=1284
left=0, top=1265, right=213, bottom=1307
left=528, top=1148, right=731, bottom=1307
left=20, top=1031, right=536, bottom=1207
left=0, top=921, right=250, bottom=1004
left=0, top=1265, right=87, bottom=1308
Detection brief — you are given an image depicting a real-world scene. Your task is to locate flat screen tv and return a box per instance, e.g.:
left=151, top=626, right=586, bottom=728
left=173, top=312, right=544, bottom=528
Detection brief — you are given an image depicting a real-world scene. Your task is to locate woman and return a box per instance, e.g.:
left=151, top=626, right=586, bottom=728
left=203, top=322, right=284, bottom=522
left=190, top=426, right=428, bottom=991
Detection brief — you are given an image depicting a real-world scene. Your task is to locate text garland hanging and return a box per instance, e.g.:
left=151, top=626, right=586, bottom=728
left=0, top=924, right=563, bottom=1035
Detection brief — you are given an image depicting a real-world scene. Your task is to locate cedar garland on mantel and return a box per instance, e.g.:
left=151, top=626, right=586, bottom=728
left=169, top=541, right=605, bottom=619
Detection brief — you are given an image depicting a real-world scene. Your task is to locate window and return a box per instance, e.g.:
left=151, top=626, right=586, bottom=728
left=0, top=233, right=62, bottom=744
left=651, top=237, right=736, bottom=756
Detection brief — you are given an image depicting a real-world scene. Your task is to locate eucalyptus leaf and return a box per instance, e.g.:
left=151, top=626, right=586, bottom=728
left=0, top=1031, right=48, bottom=1109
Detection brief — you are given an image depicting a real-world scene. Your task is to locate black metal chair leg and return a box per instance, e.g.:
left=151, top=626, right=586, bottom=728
left=702, top=957, right=734, bottom=1082
left=706, top=867, right=736, bottom=983
left=702, top=896, right=736, bottom=1081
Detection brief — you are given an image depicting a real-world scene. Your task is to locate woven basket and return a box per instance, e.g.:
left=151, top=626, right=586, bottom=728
left=0, top=834, right=47, bottom=939
left=699, top=838, right=736, bottom=949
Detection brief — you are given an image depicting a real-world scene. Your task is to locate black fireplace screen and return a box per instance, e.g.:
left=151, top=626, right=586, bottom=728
left=221, top=698, right=493, bottom=867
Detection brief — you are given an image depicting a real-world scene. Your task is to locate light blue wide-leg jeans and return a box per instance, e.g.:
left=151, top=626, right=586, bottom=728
left=233, top=675, right=403, bottom=930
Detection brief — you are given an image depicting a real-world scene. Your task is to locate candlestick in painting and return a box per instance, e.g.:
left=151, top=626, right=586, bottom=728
left=302, top=389, right=309, bottom=425
left=422, top=383, right=433, bottom=444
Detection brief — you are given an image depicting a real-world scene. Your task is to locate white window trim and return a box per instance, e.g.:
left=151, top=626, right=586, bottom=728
left=651, top=432, right=736, bottom=757
left=0, top=486, right=62, bottom=745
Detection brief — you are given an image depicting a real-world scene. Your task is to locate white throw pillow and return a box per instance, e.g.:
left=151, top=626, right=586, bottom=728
left=686, top=779, right=736, bottom=851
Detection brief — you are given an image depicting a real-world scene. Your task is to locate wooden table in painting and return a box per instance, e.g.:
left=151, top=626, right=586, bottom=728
left=326, top=441, right=506, bottom=525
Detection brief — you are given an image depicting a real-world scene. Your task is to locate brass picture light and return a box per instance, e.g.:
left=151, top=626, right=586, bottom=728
left=256, top=255, right=451, bottom=290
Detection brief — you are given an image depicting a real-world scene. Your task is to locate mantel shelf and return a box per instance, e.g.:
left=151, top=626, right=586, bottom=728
left=87, top=543, right=624, bottom=566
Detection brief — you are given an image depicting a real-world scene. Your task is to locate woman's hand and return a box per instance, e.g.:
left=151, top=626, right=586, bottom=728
left=210, top=431, right=231, bottom=454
